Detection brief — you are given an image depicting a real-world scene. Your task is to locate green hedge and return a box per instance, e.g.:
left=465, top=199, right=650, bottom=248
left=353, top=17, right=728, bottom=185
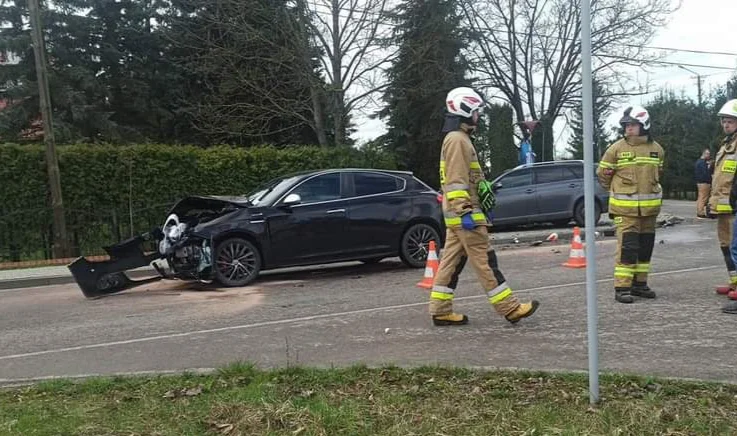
left=0, top=143, right=397, bottom=261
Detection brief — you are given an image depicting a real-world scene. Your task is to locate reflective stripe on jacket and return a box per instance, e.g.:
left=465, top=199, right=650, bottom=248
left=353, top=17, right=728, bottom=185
left=439, top=127, right=487, bottom=227
left=596, top=136, right=665, bottom=217
left=709, top=134, right=737, bottom=214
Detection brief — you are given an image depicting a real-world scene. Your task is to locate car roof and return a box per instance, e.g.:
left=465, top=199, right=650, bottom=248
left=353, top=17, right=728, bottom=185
left=495, top=160, right=600, bottom=179
left=278, top=168, right=415, bottom=181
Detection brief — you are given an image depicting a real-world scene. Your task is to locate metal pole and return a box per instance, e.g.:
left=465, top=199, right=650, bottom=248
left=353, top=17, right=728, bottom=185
left=28, top=0, right=70, bottom=258
left=580, top=0, right=599, bottom=405
left=678, top=65, right=703, bottom=106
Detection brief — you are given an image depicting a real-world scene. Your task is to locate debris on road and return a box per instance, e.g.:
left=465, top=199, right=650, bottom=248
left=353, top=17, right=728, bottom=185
left=657, top=213, right=685, bottom=228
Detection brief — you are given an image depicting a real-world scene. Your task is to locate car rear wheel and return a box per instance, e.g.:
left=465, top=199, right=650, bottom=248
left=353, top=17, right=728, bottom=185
left=574, top=201, right=601, bottom=227
left=400, top=223, right=441, bottom=268
left=214, top=237, right=261, bottom=287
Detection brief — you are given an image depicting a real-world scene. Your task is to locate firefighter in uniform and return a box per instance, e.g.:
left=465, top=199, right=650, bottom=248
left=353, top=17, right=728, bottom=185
left=597, top=106, right=665, bottom=304
left=429, top=87, right=540, bottom=326
left=708, top=99, right=737, bottom=298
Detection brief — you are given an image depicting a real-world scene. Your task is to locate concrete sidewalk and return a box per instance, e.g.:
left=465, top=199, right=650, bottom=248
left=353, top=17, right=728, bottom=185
left=0, top=199, right=700, bottom=290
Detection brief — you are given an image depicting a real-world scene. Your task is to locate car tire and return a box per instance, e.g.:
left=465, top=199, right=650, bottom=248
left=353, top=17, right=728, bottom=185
left=213, top=237, right=261, bottom=287
left=574, top=201, right=601, bottom=227
left=399, top=223, right=441, bottom=268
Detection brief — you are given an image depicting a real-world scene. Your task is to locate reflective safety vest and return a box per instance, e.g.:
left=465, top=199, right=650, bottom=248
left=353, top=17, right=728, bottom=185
left=596, top=136, right=665, bottom=217
left=439, top=127, right=487, bottom=227
left=709, top=134, right=737, bottom=215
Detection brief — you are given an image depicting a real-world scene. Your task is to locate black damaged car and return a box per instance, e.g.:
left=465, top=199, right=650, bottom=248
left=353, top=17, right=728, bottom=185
left=68, top=168, right=445, bottom=298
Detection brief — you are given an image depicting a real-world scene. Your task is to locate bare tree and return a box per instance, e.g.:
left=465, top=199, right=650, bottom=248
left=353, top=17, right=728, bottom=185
left=165, top=0, right=330, bottom=145
left=461, top=0, right=680, bottom=159
left=304, top=0, right=393, bottom=146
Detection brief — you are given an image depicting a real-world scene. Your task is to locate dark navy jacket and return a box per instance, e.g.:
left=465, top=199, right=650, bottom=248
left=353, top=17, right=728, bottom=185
left=695, top=158, right=711, bottom=184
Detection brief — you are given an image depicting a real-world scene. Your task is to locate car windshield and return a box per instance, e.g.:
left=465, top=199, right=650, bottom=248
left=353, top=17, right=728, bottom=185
left=246, top=175, right=302, bottom=206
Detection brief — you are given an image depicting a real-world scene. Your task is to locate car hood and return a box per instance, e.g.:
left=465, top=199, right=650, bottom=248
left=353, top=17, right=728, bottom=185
left=167, top=195, right=250, bottom=218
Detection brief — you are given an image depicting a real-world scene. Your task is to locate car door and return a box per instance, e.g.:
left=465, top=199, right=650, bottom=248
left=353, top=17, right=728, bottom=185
left=266, top=172, right=351, bottom=265
left=491, top=168, right=538, bottom=225
left=533, top=165, right=582, bottom=220
left=343, top=171, right=407, bottom=257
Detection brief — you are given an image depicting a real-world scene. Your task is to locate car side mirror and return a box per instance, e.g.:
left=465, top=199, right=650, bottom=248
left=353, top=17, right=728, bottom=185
left=282, top=193, right=302, bottom=207
left=492, top=182, right=502, bottom=192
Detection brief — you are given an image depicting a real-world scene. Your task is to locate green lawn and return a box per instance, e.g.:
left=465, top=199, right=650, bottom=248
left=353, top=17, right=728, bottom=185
left=2, top=364, right=736, bottom=435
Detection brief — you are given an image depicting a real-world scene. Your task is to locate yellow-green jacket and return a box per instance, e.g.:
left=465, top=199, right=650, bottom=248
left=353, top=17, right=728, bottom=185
left=596, top=136, right=665, bottom=217
left=439, top=125, right=487, bottom=228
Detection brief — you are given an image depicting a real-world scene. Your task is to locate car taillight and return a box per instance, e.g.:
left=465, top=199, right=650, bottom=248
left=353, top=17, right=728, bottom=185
left=437, top=194, right=443, bottom=203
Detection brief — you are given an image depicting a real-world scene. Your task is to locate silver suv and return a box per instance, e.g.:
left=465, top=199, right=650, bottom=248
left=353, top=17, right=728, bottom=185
left=489, top=160, right=610, bottom=228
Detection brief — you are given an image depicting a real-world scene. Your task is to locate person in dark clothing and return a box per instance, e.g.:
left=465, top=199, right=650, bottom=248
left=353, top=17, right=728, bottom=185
left=695, top=149, right=712, bottom=218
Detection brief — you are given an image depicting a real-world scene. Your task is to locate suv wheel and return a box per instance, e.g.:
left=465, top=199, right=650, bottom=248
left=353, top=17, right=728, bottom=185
left=574, top=200, right=601, bottom=227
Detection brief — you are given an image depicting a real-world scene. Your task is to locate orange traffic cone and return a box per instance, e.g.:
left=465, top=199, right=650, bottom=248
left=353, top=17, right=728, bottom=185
left=417, top=240, right=439, bottom=289
left=563, top=227, right=586, bottom=268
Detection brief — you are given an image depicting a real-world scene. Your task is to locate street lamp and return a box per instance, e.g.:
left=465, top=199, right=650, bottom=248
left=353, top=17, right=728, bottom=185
left=678, top=65, right=703, bottom=106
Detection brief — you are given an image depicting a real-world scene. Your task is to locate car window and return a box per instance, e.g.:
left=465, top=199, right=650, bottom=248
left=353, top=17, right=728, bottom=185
left=568, top=165, right=584, bottom=179
left=499, top=169, right=532, bottom=188
left=353, top=172, right=401, bottom=196
left=534, top=166, right=579, bottom=184
left=289, top=173, right=341, bottom=203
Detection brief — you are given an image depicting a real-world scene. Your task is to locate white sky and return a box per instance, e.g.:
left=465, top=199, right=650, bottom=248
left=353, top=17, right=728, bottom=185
left=351, top=0, right=737, bottom=155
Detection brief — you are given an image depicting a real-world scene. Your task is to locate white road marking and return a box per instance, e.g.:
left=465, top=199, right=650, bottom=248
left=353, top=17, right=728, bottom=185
left=0, top=264, right=721, bottom=362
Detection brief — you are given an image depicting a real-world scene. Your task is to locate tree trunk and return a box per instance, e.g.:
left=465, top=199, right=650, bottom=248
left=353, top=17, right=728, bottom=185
left=310, top=85, right=328, bottom=146
left=331, top=0, right=344, bottom=146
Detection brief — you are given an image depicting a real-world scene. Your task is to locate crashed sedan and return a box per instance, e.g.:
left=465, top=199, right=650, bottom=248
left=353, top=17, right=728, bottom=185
left=68, top=168, right=445, bottom=298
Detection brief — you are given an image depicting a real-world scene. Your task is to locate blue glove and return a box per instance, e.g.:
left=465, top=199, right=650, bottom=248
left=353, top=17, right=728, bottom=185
left=461, top=213, right=476, bottom=230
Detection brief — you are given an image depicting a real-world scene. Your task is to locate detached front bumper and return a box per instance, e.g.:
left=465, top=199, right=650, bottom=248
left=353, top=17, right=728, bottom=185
left=68, top=231, right=164, bottom=299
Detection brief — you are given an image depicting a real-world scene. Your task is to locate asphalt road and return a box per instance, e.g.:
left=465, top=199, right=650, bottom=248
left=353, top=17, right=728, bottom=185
left=2, top=214, right=734, bottom=385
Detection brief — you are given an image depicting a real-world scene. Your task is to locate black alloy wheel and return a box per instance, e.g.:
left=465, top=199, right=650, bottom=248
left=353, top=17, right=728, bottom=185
left=400, top=223, right=440, bottom=268
left=214, top=237, right=262, bottom=287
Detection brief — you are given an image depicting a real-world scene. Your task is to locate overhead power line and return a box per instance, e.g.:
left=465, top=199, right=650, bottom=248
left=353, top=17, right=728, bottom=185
left=306, top=2, right=737, bottom=59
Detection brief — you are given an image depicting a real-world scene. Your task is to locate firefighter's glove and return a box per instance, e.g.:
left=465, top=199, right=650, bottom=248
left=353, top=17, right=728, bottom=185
left=461, top=213, right=476, bottom=230
left=477, top=180, right=496, bottom=213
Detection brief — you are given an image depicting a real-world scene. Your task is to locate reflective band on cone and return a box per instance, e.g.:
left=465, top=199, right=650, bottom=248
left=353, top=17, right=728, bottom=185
left=417, top=240, right=439, bottom=289
left=563, top=227, right=586, bottom=268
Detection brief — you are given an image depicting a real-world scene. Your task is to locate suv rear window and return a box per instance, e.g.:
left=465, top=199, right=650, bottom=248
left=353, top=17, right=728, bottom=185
left=535, top=166, right=580, bottom=184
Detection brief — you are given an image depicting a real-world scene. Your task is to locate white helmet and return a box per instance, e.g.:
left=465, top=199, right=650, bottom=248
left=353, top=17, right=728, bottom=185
left=718, top=99, right=737, bottom=119
left=619, top=105, right=650, bottom=131
left=445, top=87, right=485, bottom=118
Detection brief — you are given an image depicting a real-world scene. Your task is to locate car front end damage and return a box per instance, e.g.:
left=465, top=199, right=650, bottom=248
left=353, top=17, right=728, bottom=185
left=67, top=196, right=246, bottom=299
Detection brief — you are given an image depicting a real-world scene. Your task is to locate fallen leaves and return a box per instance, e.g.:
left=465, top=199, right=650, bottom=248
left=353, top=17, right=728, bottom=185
left=163, top=385, right=203, bottom=399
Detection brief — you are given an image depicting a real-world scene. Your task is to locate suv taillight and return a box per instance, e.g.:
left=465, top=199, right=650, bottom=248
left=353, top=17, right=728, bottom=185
left=437, top=194, right=443, bottom=203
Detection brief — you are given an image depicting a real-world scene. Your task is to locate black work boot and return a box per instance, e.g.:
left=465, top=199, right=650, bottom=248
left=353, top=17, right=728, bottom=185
left=615, top=288, right=634, bottom=304
left=631, top=281, right=656, bottom=299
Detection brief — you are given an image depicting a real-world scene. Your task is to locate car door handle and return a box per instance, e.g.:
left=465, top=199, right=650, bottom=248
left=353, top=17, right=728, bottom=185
left=525, top=189, right=535, bottom=194
left=326, top=209, right=346, bottom=214
left=568, top=183, right=578, bottom=188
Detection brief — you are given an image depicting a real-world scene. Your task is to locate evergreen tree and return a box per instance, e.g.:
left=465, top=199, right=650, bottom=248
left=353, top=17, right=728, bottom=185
left=377, top=0, right=470, bottom=188
left=565, top=79, right=612, bottom=160
left=474, top=102, right=517, bottom=179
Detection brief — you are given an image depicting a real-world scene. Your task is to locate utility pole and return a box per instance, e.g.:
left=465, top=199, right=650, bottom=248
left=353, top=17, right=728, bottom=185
left=28, top=0, right=70, bottom=258
left=679, top=65, right=702, bottom=106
